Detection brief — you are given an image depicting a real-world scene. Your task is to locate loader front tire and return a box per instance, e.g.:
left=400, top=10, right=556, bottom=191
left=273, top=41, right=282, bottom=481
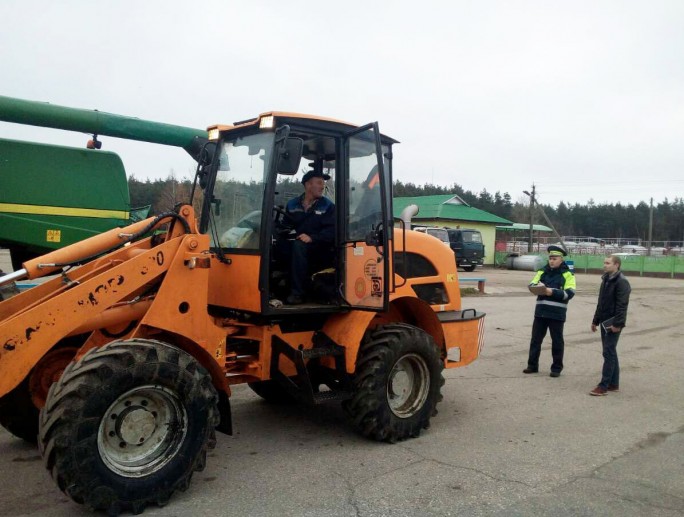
left=344, top=323, right=444, bottom=443
left=39, top=339, right=219, bottom=515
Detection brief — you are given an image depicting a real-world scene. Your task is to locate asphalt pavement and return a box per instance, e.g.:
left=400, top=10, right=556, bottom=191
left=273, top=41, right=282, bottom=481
left=1, top=265, right=683, bottom=516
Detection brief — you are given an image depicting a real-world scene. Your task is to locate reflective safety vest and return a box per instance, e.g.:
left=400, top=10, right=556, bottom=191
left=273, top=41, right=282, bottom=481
left=529, top=263, right=576, bottom=322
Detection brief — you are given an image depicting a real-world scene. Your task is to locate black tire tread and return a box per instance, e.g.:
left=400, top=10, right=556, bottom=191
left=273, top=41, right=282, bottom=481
left=38, top=338, right=219, bottom=515
left=345, top=323, right=444, bottom=443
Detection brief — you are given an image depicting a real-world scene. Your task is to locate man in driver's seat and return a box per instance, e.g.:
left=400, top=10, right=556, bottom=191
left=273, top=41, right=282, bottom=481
left=283, top=165, right=335, bottom=305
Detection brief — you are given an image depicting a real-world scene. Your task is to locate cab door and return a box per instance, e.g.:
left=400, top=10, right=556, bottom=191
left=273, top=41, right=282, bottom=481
left=342, top=123, right=389, bottom=311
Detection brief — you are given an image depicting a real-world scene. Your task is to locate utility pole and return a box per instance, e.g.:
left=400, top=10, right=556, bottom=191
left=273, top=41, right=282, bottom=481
left=523, top=184, right=536, bottom=252
left=523, top=185, right=568, bottom=254
left=648, top=197, right=654, bottom=256
left=535, top=203, right=568, bottom=252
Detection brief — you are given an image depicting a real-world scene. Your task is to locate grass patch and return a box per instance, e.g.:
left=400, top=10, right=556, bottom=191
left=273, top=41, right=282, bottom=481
left=460, top=287, right=481, bottom=296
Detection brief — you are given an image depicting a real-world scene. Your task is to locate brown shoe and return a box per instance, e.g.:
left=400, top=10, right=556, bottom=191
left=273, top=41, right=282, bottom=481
left=589, top=386, right=608, bottom=396
left=607, top=385, right=619, bottom=392
left=523, top=367, right=538, bottom=374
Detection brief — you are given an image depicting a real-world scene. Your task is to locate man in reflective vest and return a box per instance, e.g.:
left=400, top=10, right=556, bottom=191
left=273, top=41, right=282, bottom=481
left=523, top=245, right=576, bottom=377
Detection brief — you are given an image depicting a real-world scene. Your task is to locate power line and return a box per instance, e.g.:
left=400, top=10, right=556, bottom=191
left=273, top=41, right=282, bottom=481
left=537, top=179, right=684, bottom=187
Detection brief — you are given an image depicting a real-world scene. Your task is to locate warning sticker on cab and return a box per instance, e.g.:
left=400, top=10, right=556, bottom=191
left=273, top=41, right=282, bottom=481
left=47, top=229, right=61, bottom=243
left=371, top=276, right=382, bottom=297
left=354, top=278, right=366, bottom=298
left=364, top=260, right=378, bottom=278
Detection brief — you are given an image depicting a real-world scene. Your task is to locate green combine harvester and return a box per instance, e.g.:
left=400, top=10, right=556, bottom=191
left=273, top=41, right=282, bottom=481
left=0, top=95, right=208, bottom=271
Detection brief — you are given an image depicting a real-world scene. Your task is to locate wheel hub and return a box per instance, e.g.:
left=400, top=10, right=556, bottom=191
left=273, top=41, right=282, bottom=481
left=389, top=370, right=411, bottom=399
left=387, top=353, right=430, bottom=418
left=98, top=386, right=187, bottom=477
left=116, top=406, right=156, bottom=445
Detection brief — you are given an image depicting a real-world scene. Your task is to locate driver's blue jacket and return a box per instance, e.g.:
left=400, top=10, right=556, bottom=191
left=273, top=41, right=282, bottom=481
left=285, top=195, right=335, bottom=244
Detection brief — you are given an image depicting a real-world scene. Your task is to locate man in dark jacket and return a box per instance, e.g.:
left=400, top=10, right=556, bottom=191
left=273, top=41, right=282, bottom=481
left=283, top=166, right=335, bottom=304
left=589, top=255, right=631, bottom=396
left=523, top=245, right=576, bottom=377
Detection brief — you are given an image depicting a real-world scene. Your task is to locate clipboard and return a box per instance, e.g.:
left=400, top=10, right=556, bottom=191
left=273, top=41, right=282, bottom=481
left=528, top=283, right=547, bottom=295
left=601, top=317, right=616, bottom=332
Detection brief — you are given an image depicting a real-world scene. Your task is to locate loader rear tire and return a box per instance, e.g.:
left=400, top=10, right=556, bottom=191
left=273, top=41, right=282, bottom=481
left=344, top=323, right=444, bottom=443
left=38, top=339, right=219, bottom=515
left=0, top=345, right=78, bottom=443
left=0, top=378, right=39, bottom=443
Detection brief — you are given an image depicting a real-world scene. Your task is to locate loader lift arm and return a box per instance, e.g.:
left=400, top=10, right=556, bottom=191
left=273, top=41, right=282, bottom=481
left=0, top=207, right=195, bottom=399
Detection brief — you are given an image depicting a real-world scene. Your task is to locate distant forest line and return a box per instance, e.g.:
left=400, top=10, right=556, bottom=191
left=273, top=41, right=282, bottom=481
left=128, top=176, right=684, bottom=243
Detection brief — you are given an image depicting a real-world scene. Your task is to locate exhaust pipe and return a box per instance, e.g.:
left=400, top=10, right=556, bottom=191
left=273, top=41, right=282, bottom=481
left=399, top=204, right=419, bottom=226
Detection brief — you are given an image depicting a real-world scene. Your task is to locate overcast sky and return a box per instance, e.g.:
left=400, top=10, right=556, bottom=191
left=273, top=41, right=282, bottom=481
left=1, top=1, right=683, bottom=207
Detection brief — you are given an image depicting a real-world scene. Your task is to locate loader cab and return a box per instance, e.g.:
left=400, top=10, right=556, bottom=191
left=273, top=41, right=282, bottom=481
left=198, top=113, right=396, bottom=317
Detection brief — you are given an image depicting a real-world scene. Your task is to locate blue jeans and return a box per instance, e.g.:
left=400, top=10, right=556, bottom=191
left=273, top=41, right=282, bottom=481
left=288, top=240, right=332, bottom=297
left=290, top=240, right=310, bottom=297
left=599, top=327, right=620, bottom=388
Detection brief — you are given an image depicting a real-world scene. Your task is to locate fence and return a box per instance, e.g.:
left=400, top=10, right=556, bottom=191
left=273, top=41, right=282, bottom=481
left=494, top=251, right=684, bottom=278
left=500, top=241, right=684, bottom=256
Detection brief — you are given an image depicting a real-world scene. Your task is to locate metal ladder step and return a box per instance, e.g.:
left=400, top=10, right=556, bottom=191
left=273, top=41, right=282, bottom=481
left=301, top=345, right=345, bottom=360
left=312, top=390, right=353, bottom=405
left=270, top=333, right=352, bottom=406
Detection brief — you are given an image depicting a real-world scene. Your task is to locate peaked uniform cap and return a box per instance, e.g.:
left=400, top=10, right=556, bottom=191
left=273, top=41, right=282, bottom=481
left=547, top=245, right=567, bottom=257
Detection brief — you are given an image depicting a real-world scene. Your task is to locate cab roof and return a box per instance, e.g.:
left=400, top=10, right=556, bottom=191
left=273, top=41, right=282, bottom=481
left=207, top=111, right=398, bottom=144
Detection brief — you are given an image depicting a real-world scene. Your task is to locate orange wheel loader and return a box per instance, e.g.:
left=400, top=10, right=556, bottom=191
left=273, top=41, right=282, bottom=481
left=0, top=112, right=485, bottom=515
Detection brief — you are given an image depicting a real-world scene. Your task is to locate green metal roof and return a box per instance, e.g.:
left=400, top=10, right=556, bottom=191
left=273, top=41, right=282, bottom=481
left=496, top=223, right=553, bottom=232
left=393, top=194, right=513, bottom=225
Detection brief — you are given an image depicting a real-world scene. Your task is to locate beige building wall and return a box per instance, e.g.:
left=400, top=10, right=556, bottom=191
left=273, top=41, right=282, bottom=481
left=419, top=220, right=497, bottom=266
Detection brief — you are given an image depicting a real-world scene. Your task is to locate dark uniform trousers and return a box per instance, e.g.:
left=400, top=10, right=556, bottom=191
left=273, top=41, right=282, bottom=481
left=527, top=316, right=565, bottom=373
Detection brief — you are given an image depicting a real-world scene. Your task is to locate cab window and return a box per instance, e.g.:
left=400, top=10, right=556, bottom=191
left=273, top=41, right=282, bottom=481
left=464, top=231, right=483, bottom=243
left=210, top=133, right=272, bottom=250
left=347, top=130, right=383, bottom=242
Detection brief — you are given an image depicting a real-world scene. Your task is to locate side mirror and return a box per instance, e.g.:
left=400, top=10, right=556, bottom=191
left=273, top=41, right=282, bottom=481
left=212, top=196, right=221, bottom=216
left=276, top=137, right=303, bottom=175
left=199, top=170, right=209, bottom=190
left=198, top=142, right=216, bottom=190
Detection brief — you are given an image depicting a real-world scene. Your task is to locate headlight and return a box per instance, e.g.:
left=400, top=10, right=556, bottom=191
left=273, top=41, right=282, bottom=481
left=259, top=115, right=274, bottom=129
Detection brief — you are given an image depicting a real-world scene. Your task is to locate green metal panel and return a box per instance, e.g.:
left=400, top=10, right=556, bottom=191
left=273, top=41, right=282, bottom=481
left=0, top=138, right=130, bottom=253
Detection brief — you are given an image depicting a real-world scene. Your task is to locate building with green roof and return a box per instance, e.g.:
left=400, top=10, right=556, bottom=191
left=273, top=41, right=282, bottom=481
left=393, top=194, right=513, bottom=265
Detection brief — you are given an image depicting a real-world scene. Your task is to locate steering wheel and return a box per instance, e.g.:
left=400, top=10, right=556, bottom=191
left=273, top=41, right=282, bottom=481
left=273, top=205, right=295, bottom=238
